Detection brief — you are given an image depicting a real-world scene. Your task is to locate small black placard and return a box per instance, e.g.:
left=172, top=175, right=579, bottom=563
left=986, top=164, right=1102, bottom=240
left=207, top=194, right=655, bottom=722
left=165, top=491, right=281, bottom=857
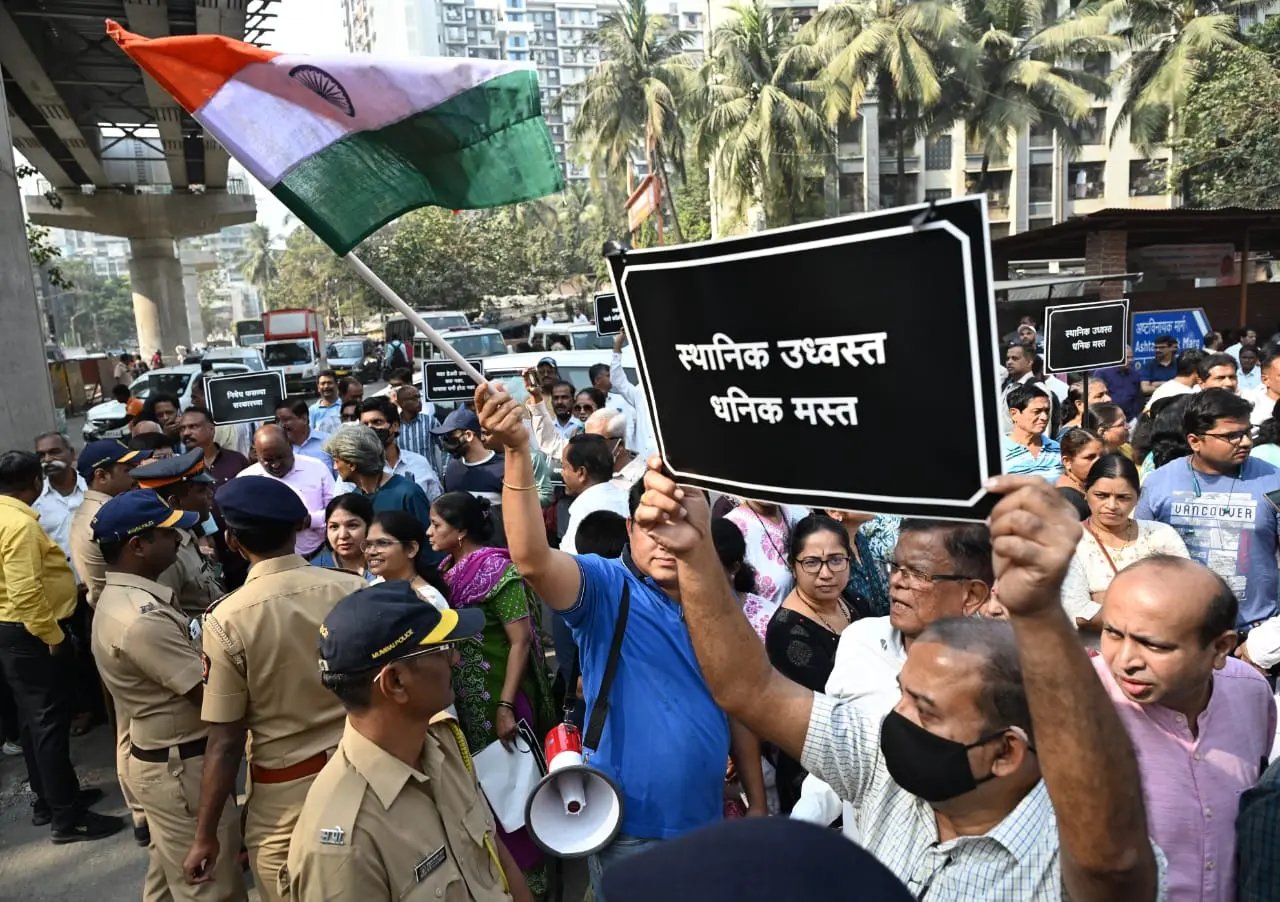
left=607, top=196, right=1003, bottom=521
left=1044, top=300, right=1130, bottom=373
left=423, top=358, right=486, bottom=402
left=594, top=292, right=623, bottom=336
left=204, top=372, right=285, bottom=426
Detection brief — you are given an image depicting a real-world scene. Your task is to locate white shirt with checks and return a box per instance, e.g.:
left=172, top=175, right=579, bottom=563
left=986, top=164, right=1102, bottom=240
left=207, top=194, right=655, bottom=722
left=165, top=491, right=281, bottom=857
left=802, top=692, right=1167, bottom=900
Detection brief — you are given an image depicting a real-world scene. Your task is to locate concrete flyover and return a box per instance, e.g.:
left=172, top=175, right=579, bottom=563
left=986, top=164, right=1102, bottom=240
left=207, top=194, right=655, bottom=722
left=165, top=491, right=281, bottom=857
left=2, top=0, right=276, bottom=446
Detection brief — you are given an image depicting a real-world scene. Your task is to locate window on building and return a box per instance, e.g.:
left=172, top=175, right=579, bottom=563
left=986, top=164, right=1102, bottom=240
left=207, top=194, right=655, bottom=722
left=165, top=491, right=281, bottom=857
left=559, top=10, right=572, bottom=23
left=1129, top=159, right=1167, bottom=196
left=510, top=34, right=527, bottom=47
left=836, top=117, right=861, bottom=151
left=880, top=174, right=918, bottom=205
left=1071, top=109, right=1106, bottom=146
left=1082, top=53, right=1111, bottom=78
left=924, top=188, right=952, bottom=201
left=838, top=173, right=865, bottom=214
left=1068, top=161, right=1106, bottom=199
left=1029, top=163, right=1053, bottom=204
left=925, top=134, right=951, bottom=170
left=480, top=10, right=494, bottom=23
left=480, top=29, right=494, bottom=42
left=509, top=50, right=528, bottom=60
left=1029, top=121, right=1054, bottom=148
left=466, top=9, right=475, bottom=21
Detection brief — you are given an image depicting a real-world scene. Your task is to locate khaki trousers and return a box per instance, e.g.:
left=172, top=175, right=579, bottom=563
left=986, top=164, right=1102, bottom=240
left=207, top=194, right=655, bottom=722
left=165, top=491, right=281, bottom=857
left=244, top=773, right=319, bottom=902
left=129, top=749, right=248, bottom=902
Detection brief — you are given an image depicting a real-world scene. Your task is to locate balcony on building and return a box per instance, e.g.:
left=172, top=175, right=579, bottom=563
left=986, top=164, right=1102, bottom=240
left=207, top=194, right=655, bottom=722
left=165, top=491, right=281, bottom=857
left=444, top=7, right=464, bottom=23
left=965, top=170, right=1011, bottom=221
left=1067, top=160, right=1106, bottom=213
left=1028, top=161, right=1054, bottom=222
left=880, top=173, right=919, bottom=206
left=444, top=26, right=466, bottom=43
left=838, top=172, right=865, bottom=214
left=965, top=133, right=1009, bottom=169
left=878, top=120, right=919, bottom=170
left=1129, top=159, right=1167, bottom=197
left=1071, top=108, right=1107, bottom=147
left=836, top=117, right=862, bottom=158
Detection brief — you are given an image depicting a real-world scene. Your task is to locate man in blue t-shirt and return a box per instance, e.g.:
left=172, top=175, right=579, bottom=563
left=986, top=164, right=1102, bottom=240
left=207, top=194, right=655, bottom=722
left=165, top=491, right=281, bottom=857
left=1137, top=389, right=1280, bottom=629
left=475, top=384, right=766, bottom=902
left=1140, top=334, right=1179, bottom=396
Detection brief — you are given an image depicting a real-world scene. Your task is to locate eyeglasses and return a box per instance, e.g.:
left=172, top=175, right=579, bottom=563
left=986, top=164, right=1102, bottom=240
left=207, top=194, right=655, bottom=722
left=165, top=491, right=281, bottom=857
left=795, top=555, right=850, bottom=574
left=572, top=403, right=596, bottom=414
left=881, top=560, right=974, bottom=585
left=361, top=538, right=403, bottom=551
left=1200, top=428, right=1254, bottom=445
left=373, top=644, right=457, bottom=684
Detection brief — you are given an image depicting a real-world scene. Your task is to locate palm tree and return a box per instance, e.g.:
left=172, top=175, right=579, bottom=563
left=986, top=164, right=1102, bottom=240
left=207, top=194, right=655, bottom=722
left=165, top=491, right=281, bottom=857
left=806, top=0, right=960, bottom=207
left=563, top=0, right=698, bottom=242
left=952, top=0, right=1117, bottom=188
left=1100, top=0, right=1247, bottom=150
left=238, top=223, right=278, bottom=304
left=693, top=0, right=833, bottom=228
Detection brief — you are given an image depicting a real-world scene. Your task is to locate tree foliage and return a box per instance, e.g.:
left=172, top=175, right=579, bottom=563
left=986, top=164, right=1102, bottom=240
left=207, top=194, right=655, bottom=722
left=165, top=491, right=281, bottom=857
left=1170, top=44, right=1280, bottom=207
left=238, top=223, right=279, bottom=299
left=198, top=269, right=229, bottom=338
left=53, top=260, right=135, bottom=350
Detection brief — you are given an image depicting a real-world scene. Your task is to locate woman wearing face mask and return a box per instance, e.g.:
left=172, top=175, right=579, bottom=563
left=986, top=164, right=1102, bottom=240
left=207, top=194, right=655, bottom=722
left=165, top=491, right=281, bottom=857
left=310, top=494, right=377, bottom=582
left=365, top=510, right=450, bottom=609
left=766, top=514, right=856, bottom=813
left=428, top=491, right=555, bottom=893
left=1055, top=428, right=1104, bottom=520
left=1061, top=453, right=1189, bottom=648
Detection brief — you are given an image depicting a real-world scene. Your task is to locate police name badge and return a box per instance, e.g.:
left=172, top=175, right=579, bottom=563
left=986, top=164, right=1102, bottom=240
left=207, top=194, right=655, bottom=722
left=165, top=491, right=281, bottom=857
left=320, top=826, right=345, bottom=846
left=414, top=846, right=447, bottom=882
left=189, top=616, right=202, bottom=642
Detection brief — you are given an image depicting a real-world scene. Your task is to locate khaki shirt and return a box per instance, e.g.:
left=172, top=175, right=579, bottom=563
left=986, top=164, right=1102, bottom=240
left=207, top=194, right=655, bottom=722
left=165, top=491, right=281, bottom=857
left=69, top=490, right=110, bottom=607
left=287, top=717, right=512, bottom=902
left=91, top=572, right=206, bottom=749
left=201, top=555, right=367, bottom=769
left=158, top=529, right=224, bottom=619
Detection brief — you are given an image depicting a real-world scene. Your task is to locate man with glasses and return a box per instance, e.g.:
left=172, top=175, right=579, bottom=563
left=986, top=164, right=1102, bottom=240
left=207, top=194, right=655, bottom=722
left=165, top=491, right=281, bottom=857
left=286, top=581, right=532, bottom=901
left=793, top=521, right=993, bottom=834
left=1137, top=389, right=1280, bottom=641
left=182, top=476, right=369, bottom=901
left=1142, top=335, right=1179, bottom=397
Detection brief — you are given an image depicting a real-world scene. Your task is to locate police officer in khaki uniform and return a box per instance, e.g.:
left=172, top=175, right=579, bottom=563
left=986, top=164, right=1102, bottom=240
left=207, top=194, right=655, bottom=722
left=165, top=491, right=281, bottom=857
left=131, top=449, right=225, bottom=620
left=182, top=476, right=368, bottom=902
left=67, top=440, right=158, bottom=856
left=287, top=581, right=532, bottom=902
left=90, top=490, right=247, bottom=902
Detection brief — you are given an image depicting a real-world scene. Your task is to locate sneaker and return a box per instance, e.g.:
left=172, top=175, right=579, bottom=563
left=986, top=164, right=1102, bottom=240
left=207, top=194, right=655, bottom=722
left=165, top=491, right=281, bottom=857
left=1, top=740, right=20, bottom=756
left=51, top=810, right=125, bottom=844
left=31, top=787, right=106, bottom=827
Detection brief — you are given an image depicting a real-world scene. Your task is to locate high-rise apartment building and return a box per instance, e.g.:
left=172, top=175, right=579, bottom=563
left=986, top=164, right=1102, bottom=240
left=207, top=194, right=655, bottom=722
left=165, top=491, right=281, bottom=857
left=341, top=0, right=705, bottom=182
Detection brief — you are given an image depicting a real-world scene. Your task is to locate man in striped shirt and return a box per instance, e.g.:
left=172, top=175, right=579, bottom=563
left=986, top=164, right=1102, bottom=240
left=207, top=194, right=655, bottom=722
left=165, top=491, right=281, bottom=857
left=390, top=383, right=436, bottom=459
left=1002, top=384, right=1061, bottom=482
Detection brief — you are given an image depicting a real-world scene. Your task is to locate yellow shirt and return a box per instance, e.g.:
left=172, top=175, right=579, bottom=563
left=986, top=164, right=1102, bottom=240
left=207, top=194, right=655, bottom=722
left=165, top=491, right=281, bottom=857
left=0, top=495, right=78, bottom=644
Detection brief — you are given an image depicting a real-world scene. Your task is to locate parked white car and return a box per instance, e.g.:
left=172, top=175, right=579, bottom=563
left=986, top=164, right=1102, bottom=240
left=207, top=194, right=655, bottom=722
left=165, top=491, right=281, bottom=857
left=82, top=363, right=251, bottom=443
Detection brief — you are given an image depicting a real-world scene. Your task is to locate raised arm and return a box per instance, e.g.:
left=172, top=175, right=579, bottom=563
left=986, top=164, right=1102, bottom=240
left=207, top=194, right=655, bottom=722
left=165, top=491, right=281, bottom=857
left=986, top=475, right=1158, bottom=902
left=475, top=384, right=581, bottom=609
left=632, top=461, right=812, bottom=756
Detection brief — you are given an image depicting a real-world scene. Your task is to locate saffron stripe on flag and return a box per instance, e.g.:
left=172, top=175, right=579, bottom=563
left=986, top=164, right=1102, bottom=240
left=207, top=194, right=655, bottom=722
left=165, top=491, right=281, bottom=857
left=270, top=69, right=563, bottom=255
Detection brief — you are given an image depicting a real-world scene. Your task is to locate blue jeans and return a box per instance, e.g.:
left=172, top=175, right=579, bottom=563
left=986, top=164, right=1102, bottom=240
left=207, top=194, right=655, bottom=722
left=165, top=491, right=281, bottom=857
left=588, top=834, right=662, bottom=901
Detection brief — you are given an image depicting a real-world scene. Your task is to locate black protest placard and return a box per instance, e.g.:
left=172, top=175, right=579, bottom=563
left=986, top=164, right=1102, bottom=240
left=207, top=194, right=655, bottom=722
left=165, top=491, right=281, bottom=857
left=204, top=372, right=285, bottom=425
left=1044, top=300, right=1129, bottom=373
left=423, top=358, right=486, bottom=402
left=607, top=196, right=1002, bottom=521
left=594, top=292, right=623, bottom=336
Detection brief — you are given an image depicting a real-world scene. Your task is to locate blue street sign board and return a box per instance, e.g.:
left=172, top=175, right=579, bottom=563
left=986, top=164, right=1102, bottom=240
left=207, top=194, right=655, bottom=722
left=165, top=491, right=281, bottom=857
left=1131, top=308, right=1211, bottom=364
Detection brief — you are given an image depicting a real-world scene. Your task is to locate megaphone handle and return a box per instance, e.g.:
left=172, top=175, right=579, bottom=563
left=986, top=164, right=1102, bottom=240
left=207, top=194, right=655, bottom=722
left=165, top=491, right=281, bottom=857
left=582, top=583, right=630, bottom=753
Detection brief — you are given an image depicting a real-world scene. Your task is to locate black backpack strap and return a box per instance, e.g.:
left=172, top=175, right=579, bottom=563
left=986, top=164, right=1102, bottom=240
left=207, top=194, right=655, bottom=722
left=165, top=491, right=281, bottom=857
left=581, top=582, right=630, bottom=753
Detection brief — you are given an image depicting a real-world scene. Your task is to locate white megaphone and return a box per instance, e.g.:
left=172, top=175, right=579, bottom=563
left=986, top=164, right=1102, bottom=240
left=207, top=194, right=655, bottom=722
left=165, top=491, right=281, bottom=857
left=525, top=723, right=624, bottom=858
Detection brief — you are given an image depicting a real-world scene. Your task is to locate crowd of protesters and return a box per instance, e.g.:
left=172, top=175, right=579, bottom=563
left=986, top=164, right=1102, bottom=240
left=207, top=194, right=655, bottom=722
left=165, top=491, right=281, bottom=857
left=2, top=321, right=1280, bottom=901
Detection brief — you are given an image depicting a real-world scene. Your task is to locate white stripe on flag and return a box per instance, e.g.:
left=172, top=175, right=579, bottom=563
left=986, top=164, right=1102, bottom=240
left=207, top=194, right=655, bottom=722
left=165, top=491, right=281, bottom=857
left=196, top=54, right=533, bottom=188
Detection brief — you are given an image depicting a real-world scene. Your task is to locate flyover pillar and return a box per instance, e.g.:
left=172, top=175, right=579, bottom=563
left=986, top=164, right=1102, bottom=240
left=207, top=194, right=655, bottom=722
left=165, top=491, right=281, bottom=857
left=0, top=77, right=56, bottom=447
left=129, top=236, right=189, bottom=358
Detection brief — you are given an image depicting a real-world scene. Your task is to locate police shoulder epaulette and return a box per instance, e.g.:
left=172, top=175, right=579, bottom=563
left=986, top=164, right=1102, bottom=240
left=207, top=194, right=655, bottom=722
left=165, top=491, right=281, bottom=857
left=315, top=768, right=367, bottom=852
left=203, top=586, right=239, bottom=618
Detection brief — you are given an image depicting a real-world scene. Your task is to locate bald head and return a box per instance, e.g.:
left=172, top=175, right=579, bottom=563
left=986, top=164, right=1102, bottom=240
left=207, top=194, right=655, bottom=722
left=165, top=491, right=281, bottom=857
left=253, top=424, right=294, bottom=479
left=1107, top=555, right=1236, bottom=647
left=132, top=419, right=162, bottom=436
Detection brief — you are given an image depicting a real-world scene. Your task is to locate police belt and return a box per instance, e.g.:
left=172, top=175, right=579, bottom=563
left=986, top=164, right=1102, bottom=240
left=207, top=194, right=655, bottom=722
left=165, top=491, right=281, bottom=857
left=130, top=737, right=208, bottom=763
left=250, top=751, right=329, bottom=785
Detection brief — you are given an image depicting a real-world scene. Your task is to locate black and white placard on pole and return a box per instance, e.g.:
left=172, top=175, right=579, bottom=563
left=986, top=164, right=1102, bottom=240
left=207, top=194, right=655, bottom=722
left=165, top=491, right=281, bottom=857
left=1044, top=299, right=1130, bottom=374
left=594, top=292, right=623, bottom=336
left=204, top=371, right=286, bottom=426
left=423, top=358, right=486, bottom=402
left=606, top=196, right=1004, bottom=521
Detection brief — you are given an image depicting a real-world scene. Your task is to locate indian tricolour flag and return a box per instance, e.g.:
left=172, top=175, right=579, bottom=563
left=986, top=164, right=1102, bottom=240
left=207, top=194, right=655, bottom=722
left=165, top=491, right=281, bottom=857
left=106, top=21, right=565, bottom=255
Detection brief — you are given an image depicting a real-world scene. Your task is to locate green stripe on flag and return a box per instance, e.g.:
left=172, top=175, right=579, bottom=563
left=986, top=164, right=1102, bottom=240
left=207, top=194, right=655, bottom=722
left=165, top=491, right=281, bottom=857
left=271, top=69, right=565, bottom=255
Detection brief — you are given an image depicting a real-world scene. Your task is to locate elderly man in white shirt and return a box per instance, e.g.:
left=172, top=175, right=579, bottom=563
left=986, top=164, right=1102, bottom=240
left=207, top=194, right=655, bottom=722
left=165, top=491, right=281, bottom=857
left=238, top=425, right=335, bottom=557
left=560, top=433, right=630, bottom=555
left=32, top=432, right=86, bottom=576
left=584, top=408, right=646, bottom=493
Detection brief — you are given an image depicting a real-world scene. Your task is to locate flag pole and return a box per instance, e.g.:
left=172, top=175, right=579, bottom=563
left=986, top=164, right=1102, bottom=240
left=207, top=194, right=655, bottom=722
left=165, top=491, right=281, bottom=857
left=344, top=252, right=486, bottom=385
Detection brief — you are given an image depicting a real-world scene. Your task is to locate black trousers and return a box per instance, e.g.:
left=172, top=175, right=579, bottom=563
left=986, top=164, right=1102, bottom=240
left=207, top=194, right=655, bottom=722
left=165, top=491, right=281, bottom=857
left=0, top=620, right=80, bottom=830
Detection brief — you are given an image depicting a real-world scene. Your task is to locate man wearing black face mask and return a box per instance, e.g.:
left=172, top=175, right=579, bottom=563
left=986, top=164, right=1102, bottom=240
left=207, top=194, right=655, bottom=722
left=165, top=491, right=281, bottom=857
left=356, top=397, right=442, bottom=501
left=635, top=469, right=1166, bottom=902
left=430, top=407, right=505, bottom=502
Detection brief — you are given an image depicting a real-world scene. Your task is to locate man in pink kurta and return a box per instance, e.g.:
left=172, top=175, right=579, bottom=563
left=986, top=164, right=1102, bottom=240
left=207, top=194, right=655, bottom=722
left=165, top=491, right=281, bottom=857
left=1095, top=554, right=1276, bottom=902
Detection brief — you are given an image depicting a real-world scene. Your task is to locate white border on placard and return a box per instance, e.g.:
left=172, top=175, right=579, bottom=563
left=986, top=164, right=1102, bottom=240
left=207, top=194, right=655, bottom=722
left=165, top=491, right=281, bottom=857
left=202, top=370, right=287, bottom=426
left=422, top=358, right=486, bottom=402
left=617, top=219, right=992, bottom=509
left=1044, top=299, right=1130, bottom=373
left=593, top=292, right=622, bottom=337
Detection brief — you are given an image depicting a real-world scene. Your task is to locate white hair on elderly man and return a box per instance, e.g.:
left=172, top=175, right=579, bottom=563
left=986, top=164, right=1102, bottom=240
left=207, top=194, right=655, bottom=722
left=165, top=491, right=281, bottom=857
left=321, top=423, right=385, bottom=475
left=585, top=408, right=627, bottom=441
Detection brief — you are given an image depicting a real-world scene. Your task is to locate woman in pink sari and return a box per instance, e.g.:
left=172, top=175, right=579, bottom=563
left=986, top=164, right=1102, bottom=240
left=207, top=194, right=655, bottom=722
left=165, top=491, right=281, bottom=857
left=429, top=491, right=555, bottom=894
